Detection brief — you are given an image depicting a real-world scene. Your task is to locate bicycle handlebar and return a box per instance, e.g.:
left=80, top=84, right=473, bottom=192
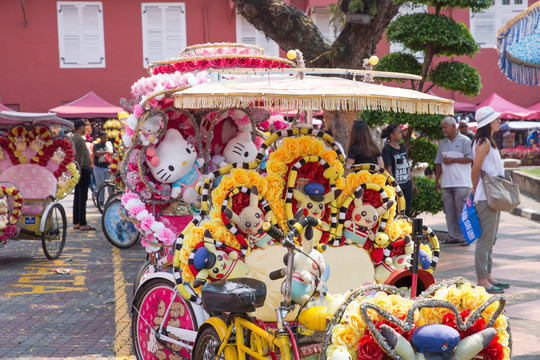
left=269, top=268, right=286, bottom=281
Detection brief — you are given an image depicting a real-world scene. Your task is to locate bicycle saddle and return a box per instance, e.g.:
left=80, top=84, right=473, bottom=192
left=201, top=278, right=267, bottom=314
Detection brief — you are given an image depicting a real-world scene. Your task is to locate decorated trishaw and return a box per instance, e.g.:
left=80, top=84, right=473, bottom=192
left=122, top=43, right=511, bottom=360
left=0, top=111, right=79, bottom=259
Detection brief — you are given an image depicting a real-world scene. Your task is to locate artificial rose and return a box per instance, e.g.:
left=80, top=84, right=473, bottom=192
left=224, top=58, right=237, bottom=67
left=445, top=285, right=463, bottom=307
left=282, top=138, right=301, bottom=159
left=266, top=159, right=289, bottom=177
left=150, top=221, right=166, bottom=234
left=262, top=59, right=273, bottom=68
left=371, top=174, right=387, bottom=187
left=271, top=61, right=281, bottom=68
left=356, top=333, right=384, bottom=360
left=157, top=228, right=176, bottom=246
left=173, top=62, right=186, bottom=72
left=140, top=215, right=156, bottom=232
left=322, top=149, right=338, bottom=164
left=357, top=170, right=373, bottom=185
left=231, top=171, right=250, bottom=187
left=198, top=59, right=210, bottom=69
left=237, top=57, right=248, bottom=67
left=136, top=210, right=150, bottom=221
left=202, top=222, right=223, bottom=242
left=481, top=340, right=504, bottom=360
left=271, top=149, right=294, bottom=164
left=331, top=324, right=360, bottom=350
left=185, top=61, right=197, bottom=70
left=210, top=58, right=224, bottom=68
left=121, top=192, right=139, bottom=207
left=297, top=136, right=313, bottom=155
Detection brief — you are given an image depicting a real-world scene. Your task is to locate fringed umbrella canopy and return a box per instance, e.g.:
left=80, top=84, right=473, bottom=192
left=174, top=75, right=454, bottom=115
left=497, top=2, right=540, bottom=86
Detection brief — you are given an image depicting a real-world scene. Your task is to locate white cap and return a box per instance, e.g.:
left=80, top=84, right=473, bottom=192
left=476, top=106, right=502, bottom=129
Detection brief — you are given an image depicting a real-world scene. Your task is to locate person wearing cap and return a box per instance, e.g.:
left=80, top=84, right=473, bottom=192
left=93, top=131, right=113, bottom=205
left=435, top=116, right=473, bottom=246
left=471, top=106, right=507, bottom=294
left=72, top=119, right=95, bottom=231
left=458, top=120, right=475, bottom=141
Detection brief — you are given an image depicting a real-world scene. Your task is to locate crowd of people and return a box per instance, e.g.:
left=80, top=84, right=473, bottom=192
left=344, top=106, right=507, bottom=294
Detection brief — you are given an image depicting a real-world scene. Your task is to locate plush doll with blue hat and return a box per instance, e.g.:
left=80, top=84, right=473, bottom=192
left=292, top=182, right=341, bottom=246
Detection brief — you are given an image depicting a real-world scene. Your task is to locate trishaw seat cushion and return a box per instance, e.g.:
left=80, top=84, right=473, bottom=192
left=201, top=278, right=267, bottom=314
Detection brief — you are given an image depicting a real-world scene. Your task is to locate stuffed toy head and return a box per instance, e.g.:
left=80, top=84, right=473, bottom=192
left=192, top=230, right=250, bottom=288
left=146, top=129, right=197, bottom=185
left=222, top=131, right=257, bottom=165
left=224, top=186, right=268, bottom=239
left=293, top=183, right=342, bottom=219
left=0, top=214, right=9, bottom=230
left=139, top=114, right=164, bottom=146
left=350, top=188, right=394, bottom=230
left=52, top=147, right=67, bottom=164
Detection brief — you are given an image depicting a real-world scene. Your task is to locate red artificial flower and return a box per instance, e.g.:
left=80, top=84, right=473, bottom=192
left=249, top=58, right=263, bottom=68
left=357, top=333, right=384, bottom=360
left=224, top=58, right=237, bottom=67
left=237, top=57, right=248, bottom=67
left=185, top=61, right=197, bottom=71
left=198, top=59, right=210, bottom=69
left=442, top=312, right=457, bottom=329
left=262, top=59, right=274, bottom=68
left=210, top=58, right=224, bottom=68
left=173, top=62, right=186, bottom=72
left=4, top=225, right=18, bottom=238
left=480, top=340, right=504, bottom=360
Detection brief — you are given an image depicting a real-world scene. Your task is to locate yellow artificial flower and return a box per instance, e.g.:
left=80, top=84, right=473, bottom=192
left=202, top=221, right=224, bottom=241
left=373, top=292, right=393, bottom=314
left=180, top=263, right=194, bottom=282
left=271, top=149, right=294, bottom=164
left=416, top=307, right=446, bottom=327
left=460, top=286, right=482, bottom=311
left=321, top=149, right=338, bottom=164
left=445, top=285, right=463, bottom=307
left=371, top=174, right=387, bottom=187
left=331, top=324, right=361, bottom=350
left=329, top=160, right=344, bottom=177
left=282, top=137, right=301, bottom=159
left=297, top=136, right=314, bottom=155
left=311, top=138, right=325, bottom=156
left=357, top=170, right=372, bottom=185
left=266, top=159, right=289, bottom=177
left=231, top=169, right=251, bottom=187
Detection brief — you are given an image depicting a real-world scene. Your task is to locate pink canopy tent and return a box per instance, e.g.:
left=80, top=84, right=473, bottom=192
left=528, top=101, right=540, bottom=111
left=49, top=91, right=123, bottom=118
left=476, top=93, right=540, bottom=120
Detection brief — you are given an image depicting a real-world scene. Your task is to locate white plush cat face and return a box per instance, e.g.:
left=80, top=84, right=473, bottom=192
left=146, top=129, right=197, bottom=184
left=223, top=131, right=257, bottom=164
left=142, top=115, right=162, bottom=134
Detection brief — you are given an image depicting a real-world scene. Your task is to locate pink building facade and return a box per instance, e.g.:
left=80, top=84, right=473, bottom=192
left=1, top=0, right=538, bottom=113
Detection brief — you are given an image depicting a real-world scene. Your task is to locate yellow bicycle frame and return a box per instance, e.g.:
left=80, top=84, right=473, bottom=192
left=209, top=316, right=292, bottom=360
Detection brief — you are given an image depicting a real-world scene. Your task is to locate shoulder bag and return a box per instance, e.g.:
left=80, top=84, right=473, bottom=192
left=481, top=170, right=520, bottom=212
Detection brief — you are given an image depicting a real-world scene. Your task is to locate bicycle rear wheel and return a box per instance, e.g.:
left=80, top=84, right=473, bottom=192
left=194, top=327, right=226, bottom=360
left=101, top=198, right=140, bottom=249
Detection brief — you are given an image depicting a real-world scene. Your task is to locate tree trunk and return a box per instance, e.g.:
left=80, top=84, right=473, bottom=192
left=232, top=0, right=400, bottom=69
left=323, top=110, right=357, bottom=153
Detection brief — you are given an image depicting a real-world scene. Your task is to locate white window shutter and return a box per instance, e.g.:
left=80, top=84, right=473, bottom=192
left=312, top=7, right=336, bottom=43
left=142, top=3, right=186, bottom=67
left=236, top=14, right=279, bottom=57
left=57, top=2, right=105, bottom=68
left=471, top=9, right=497, bottom=48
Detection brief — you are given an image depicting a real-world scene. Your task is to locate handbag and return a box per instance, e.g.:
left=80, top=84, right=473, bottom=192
left=460, top=193, right=482, bottom=244
left=481, top=170, right=520, bottom=212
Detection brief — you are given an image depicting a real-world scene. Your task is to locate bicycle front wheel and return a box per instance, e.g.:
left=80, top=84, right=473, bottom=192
left=101, top=198, right=140, bottom=249
left=194, top=327, right=226, bottom=360
left=41, top=203, right=67, bottom=260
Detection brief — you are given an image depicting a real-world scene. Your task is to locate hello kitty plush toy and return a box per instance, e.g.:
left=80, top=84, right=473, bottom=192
left=139, top=114, right=163, bottom=146
left=211, top=131, right=258, bottom=168
left=343, top=188, right=394, bottom=247
left=145, top=128, right=203, bottom=203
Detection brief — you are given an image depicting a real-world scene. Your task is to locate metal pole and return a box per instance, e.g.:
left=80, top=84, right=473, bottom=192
left=410, top=218, right=422, bottom=298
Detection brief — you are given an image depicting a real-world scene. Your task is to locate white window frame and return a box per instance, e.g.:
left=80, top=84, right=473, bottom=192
left=57, top=1, right=106, bottom=68
left=236, top=13, right=280, bottom=57
left=470, top=0, right=528, bottom=48
left=389, top=3, right=427, bottom=62
left=141, top=2, right=187, bottom=67
left=311, top=6, right=338, bottom=43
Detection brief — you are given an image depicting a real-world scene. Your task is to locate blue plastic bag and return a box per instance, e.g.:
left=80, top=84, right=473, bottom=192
left=459, top=193, right=482, bottom=244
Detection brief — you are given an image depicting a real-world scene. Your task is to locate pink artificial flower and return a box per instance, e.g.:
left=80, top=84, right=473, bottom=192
left=157, top=228, right=176, bottom=246
left=141, top=238, right=148, bottom=247
left=140, top=215, right=156, bottom=231
left=274, top=119, right=288, bottom=130
left=198, top=59, right=210, bottom=70
left=262, top=59, right=273, bottom=68
left=134, top=104, right=144, bottom=118
left=173, top=62, right=186, bottom=72
left=121, top=192, right=139, bottom=206
left=129, top=205, right=145, bottom=216
left=141, top=188, right=152, bottom=199
left=254, top=136, right=264, bottom=149
left=259, top=120, right=270, bottom=131
left=236, top=116, right=250, bottom=126
left=128, top=163, right=138, bottom=172
left=148, top=98, right=159, bottom=108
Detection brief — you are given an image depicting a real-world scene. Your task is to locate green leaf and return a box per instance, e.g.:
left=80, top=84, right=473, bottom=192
left=374, top=53, right=422, bottom=83
left=429, top=61, right=482, bottom=97
left=411, top=176, right=444, bottom=217
left=386, top=13, right=479, bottom=56
left=395, top=0, right=494, bottom=13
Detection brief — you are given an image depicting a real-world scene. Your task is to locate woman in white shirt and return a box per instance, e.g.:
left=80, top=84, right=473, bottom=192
left=471, top=106, right=508, bottom=294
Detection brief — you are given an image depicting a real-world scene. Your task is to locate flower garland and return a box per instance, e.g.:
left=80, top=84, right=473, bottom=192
left=131, top=70, right=209, bottom=104
left=121, top=190, right=176, bottom=251
left=7, top=126, right=29, bottom=164
left=55, top=162, right=80, bottom=199
left=110, top=136, right=124, bottom=184
left=149, top=55, right=293, bottom=76
left=0, top=186, right=24, bottom=245
left=51, top=138, right=76, bottom=179
left=180, top=43, right=265, bottom=57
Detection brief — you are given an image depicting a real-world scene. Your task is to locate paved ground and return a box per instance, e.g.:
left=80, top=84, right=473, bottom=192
left=0, top=192, right=539, bottom=359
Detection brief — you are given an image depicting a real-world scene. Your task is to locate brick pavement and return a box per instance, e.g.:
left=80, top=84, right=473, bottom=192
left=0, top=195, right=145, bottom=359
